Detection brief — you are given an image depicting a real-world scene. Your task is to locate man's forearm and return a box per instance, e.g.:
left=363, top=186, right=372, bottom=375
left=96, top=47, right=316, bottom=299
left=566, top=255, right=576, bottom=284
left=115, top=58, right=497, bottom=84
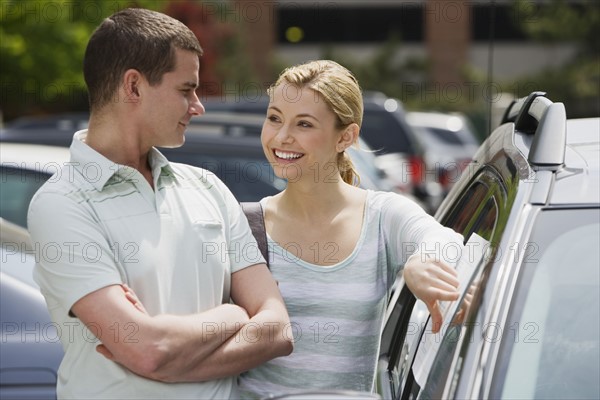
left=92, top=301, right=251, bottom=381
left=167, top=307, right=293, bottom=382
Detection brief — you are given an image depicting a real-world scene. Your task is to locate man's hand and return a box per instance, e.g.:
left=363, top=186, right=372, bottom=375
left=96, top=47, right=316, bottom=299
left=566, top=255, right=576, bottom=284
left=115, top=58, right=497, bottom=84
left=403, top=254, right=460, bottom=333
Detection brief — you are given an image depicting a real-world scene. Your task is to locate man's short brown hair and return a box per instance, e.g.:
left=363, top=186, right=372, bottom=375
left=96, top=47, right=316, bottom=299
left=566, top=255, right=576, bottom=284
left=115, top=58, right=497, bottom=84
left=83, top=8, right=203, bottom=111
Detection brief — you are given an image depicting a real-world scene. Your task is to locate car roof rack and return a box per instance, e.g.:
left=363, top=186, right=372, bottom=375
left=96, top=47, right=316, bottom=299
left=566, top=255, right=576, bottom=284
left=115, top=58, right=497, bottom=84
left=500, top=91, right=566, bottom=170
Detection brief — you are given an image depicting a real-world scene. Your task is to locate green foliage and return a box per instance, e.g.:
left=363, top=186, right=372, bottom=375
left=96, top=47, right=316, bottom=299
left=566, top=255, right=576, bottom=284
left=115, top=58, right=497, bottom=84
left=514, top=0, right=600, bottom=56
left=510, top=0, right=600, bottom=117
left=1, top=0, right=162, bottom=122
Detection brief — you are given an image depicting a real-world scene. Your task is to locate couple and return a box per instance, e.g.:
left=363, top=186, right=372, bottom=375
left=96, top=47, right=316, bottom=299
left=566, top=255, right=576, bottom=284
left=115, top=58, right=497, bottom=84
left=29, top=8, right=463, bottom=400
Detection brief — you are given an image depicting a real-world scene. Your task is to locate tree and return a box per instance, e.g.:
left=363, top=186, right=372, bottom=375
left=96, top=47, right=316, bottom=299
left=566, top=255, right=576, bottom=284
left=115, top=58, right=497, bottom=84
left=511, top=0, right=600, bottom=117
left=0, top=0, right=161, bottom=122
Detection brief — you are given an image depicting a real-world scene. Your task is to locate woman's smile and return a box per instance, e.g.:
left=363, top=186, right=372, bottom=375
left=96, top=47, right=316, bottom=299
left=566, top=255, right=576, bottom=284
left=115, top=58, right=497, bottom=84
left=273, top=149, right=305, bottom=161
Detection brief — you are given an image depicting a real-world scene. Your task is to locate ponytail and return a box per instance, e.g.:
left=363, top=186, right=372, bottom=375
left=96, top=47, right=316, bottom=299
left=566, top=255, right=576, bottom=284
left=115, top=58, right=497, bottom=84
left=338, top=151, right=360, bottom=186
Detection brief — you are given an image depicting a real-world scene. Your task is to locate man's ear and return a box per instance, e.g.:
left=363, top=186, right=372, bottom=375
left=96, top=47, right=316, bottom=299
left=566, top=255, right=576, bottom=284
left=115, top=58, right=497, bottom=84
left=337, top=123, right=360, bottom=153
left=122, top=69, right=142, bottom=103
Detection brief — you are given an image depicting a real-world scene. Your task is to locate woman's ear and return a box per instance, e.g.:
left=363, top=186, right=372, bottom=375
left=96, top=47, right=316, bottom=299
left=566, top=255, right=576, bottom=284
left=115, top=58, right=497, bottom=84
left=337, top=123, right=360, bottom=152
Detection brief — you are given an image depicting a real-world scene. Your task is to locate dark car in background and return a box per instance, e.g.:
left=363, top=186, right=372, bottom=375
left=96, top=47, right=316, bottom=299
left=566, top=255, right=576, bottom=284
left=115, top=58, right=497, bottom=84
left=186, top=111, right=399, bottom=194
left=0, top=111, right=397, bottom=201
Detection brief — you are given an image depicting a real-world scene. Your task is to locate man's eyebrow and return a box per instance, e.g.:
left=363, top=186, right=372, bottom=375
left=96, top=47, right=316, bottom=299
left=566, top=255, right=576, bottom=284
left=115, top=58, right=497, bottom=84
left=181, top=81, right=198, bottom=89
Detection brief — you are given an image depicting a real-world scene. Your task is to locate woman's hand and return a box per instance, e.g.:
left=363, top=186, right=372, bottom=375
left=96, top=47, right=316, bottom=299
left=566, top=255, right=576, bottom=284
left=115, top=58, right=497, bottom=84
left=403, top=254, right=460, bottom=333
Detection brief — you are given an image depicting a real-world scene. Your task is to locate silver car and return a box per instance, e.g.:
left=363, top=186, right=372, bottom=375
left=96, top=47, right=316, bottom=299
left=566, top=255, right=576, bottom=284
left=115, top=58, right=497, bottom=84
left=1, top=143, right=69, bottom=399
left=377, top=92, right=599, bottom=399
left=1, top=219, right=64, bottom=400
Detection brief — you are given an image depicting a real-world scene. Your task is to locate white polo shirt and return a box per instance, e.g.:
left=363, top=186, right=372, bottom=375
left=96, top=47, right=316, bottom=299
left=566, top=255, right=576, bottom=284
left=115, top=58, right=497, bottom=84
left=29, top=130, right=263, bottom=399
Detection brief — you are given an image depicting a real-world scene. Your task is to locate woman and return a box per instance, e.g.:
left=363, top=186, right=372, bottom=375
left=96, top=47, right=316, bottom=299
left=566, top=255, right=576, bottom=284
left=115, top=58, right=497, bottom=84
left=237, top=60, right=463, bottom=398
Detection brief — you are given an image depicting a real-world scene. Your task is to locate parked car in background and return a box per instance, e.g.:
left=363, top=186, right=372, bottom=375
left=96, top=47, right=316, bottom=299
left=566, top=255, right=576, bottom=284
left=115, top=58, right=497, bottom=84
left=202, top=92, right=441, bottom=212
left=0, top=143, right=70, bottom=228
left=406, top=111, right=480, bottom=208
left=0, top=117, right=283, bottom=204
left=186, top=111, right=398, bottom=194
left=1, top=218, right=63, bottom=400
left=0, top=112, right=89, bottom=149
left=377, top=92, right=599, bottom=399
left=0, top=144, right=69, bottom=399
left=1, top=112, right=398, bottom=202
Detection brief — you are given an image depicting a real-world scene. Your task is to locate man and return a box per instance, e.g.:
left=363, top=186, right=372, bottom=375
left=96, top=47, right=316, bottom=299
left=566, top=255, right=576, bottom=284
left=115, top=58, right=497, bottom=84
left=28, top=8, right=292, bottom=399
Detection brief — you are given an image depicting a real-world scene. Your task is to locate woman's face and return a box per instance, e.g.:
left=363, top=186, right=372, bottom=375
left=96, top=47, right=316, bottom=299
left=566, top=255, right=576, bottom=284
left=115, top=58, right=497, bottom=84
left=261, top=84, right=343, bottom=183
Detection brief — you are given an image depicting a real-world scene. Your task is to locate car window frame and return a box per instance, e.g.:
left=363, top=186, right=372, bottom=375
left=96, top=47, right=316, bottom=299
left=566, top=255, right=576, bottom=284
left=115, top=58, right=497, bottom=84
left=430, top=170, right=521, bottom=399
left=377, top=164, right=519, bottom=400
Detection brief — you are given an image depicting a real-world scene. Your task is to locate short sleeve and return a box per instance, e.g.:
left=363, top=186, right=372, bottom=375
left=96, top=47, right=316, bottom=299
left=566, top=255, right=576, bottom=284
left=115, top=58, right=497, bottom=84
left=28, top=191, right=123, bottom=317
left=379, top=192, right=464, bottom=281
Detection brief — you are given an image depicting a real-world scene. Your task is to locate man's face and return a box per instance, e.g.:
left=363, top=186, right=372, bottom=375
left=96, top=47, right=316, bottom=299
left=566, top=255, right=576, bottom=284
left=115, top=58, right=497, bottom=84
left=139, top=49, right=204, bottom=149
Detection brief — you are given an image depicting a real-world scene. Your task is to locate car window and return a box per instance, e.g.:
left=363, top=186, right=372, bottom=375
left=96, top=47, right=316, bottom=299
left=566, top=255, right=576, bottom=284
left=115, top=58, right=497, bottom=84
left=441, top=167, right=506, bottom=242
left=418, top=171, right=519, bottom=399
left=493, top=208, right=600, bottom=400
left=417, top=254, right=488, bottom=399
left=381, top=167, right=515, bottom=399
left=377, top=285, right=429, bottom=400
left=377, top=169, right=507, bottom=400
left=0, top=166, right=51, bottom=228
left=376, top=283, right=417, bottom=400
left=361, top=110, right=413, bottom=155
left=422, top=127, right=465, bottom=146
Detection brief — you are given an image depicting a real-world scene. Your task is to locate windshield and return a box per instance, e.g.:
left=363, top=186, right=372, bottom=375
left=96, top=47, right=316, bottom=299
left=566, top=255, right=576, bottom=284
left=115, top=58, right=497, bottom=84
left=496, top=208, right=600, bottom=400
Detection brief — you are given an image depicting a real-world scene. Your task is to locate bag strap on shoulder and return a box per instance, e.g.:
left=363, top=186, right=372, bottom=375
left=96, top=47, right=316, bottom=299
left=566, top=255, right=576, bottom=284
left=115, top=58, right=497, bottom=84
left=240, top=202, right=269, bottom=269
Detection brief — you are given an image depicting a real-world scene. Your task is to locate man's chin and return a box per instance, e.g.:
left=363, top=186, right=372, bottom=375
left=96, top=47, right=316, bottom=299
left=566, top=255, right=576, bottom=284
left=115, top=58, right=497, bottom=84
left=157, top=137, right=185, bottom=149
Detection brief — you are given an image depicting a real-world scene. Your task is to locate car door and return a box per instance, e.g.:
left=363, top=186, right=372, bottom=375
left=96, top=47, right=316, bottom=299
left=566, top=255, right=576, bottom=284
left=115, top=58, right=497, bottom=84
left=377, top=166, right=512, bottom=400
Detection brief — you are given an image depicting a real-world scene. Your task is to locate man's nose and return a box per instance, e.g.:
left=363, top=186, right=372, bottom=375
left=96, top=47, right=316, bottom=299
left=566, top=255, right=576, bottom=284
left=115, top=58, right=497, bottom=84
left=190, top=92, right=205, bottom=116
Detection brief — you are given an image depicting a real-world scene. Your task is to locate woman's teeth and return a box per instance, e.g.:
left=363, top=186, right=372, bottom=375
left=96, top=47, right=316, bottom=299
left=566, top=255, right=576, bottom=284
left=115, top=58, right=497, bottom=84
left=275, top=150, right=303, bottom=160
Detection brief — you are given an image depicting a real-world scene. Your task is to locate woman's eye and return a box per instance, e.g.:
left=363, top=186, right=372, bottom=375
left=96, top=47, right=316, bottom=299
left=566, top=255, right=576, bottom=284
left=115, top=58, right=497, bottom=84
left=298, top=121, right=312, bottom=128
left=267, top=115, right=281, bottom=123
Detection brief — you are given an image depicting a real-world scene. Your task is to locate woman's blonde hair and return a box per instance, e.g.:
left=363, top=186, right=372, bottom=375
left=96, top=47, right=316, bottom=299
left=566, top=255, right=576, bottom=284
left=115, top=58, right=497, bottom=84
left=268, top=60, right=363, bottom=186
